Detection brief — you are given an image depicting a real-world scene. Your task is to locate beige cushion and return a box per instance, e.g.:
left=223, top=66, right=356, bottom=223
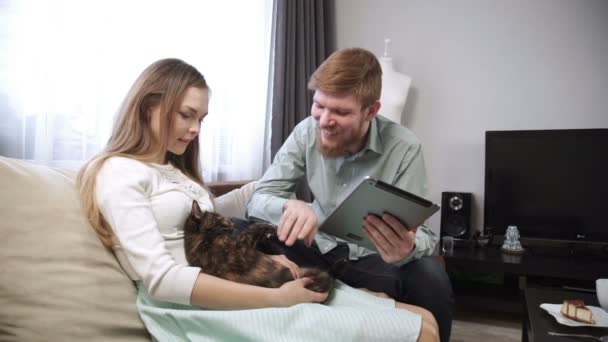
left=0, top=157, right=150, bottom=341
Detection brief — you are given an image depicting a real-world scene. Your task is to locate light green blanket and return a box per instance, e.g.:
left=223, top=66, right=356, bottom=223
left=137, top=281, right=421, bottom=341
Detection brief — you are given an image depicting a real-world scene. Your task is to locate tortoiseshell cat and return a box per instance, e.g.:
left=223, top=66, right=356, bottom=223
left=184, top=200, right=335, bottom=292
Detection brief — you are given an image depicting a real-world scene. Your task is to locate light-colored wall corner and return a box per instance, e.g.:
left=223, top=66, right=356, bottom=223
left=335, top=0, right=608, bottom=237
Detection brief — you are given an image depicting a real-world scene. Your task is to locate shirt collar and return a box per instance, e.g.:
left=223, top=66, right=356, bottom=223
left=361, top=116, right=383, bottom=156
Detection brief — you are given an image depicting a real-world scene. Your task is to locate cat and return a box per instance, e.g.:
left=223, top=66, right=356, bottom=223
left=184, top=200, right=336, bottom=293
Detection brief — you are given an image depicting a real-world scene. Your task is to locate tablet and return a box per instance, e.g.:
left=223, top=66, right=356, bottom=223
left=318, top=177, right=440, bottom=252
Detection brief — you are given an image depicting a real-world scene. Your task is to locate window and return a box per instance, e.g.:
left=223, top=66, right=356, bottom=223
left=0, top=0, right=273, bottom=181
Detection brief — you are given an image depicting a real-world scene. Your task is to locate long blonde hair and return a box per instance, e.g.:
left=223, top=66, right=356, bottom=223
left=77, top=58, right=209, bottom=248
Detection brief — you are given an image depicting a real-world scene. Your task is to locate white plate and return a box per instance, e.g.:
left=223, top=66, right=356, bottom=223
left=540, top=303, right=608, bottom=327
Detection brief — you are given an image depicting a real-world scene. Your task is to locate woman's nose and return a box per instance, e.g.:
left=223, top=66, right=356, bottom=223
left=189, top=121, right=200, bottom=134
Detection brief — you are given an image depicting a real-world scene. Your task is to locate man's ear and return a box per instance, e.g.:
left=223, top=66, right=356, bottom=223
left=365, top=100, right=381, bottom=121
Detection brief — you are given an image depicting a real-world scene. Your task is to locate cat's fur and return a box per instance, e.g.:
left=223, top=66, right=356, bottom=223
left=184, top=200, right=335, bottom=292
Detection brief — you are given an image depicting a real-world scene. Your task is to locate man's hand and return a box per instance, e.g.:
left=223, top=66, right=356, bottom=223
left=278, top=199, right=318, bottom=247
left=363, top=213, right=417, bottom=263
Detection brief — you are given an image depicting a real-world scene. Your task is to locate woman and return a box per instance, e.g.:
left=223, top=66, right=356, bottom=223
left=77, top=58, right=438, bottom=341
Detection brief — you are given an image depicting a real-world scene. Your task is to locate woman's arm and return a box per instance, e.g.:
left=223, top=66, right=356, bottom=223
left=191, top=273, right=328, bottom=309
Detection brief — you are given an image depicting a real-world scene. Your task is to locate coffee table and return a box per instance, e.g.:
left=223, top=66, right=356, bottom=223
left=523, top=286, right=608, bottom=341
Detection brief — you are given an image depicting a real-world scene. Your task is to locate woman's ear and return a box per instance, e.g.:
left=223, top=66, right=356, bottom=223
left=145, top=105, right=154, bottom=120
left=141, top=93, right=161, bottom=122
left=146, top=104, right=162, bottom=127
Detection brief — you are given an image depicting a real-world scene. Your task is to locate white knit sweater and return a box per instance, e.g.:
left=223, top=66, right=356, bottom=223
left=96, top=157, right=213, bottom=305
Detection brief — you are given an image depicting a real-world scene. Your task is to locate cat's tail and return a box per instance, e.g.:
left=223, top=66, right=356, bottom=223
left=301, top=268, right=335, bottom=293
left=235, top=255, right=336, bottom=294
left=233, top=254, right=293, bottom=288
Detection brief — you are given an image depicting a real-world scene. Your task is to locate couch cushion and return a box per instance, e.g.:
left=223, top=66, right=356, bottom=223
left=0, top=157, right=149, bottom=341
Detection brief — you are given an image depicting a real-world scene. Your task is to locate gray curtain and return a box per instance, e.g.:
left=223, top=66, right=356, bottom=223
left=270, top=0, right=335, bottom=158
left=268, top=0, right=335, bottom=201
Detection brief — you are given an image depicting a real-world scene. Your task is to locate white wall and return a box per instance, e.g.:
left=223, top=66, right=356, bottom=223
left=335, top=0, right=608, bottom=236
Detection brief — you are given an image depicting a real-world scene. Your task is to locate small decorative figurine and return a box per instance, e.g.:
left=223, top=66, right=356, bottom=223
left=501, top=225, right=525, bottom=254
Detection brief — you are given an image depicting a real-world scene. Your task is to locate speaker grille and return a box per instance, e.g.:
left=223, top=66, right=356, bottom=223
left=441, top=192, right=472, bottom=238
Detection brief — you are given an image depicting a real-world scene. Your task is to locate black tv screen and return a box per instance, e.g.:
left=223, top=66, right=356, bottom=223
left=484, top=129, right=608, bottom=243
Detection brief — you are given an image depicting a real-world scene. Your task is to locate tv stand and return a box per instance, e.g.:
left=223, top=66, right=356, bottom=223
left=519, top=238, right=608, bottom=259
left=443, top=244, right=608, bottom=314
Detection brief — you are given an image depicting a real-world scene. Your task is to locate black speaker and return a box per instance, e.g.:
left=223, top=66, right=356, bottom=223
left=441, top=192, right=472, bottom=239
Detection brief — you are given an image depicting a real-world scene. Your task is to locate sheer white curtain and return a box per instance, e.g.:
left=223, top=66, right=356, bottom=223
left=0, top=0, right=272, bottom=181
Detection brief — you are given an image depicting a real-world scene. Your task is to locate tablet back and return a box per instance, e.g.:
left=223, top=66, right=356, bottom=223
left=318, top=177, right=440, bottom=251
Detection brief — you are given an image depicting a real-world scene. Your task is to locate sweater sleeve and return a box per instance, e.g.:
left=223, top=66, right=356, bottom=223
left=96, top=157, right=201, bottom=305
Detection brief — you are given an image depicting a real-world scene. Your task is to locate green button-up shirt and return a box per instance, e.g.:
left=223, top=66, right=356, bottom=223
left=246, top=115, right=438, bottom=266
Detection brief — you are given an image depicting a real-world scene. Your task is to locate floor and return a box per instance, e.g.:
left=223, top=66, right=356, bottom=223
left=450, top=308, right=522, bottom=342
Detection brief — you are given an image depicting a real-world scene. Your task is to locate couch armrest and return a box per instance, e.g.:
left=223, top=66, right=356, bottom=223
left=207, top=180, right=255, bottom=197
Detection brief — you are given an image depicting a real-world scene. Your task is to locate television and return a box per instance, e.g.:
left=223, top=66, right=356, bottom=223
left=484, top=129, right=608, bottom=244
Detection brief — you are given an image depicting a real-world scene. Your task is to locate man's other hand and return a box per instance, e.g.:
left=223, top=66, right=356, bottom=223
left=363, top=213, right=417, bottom=263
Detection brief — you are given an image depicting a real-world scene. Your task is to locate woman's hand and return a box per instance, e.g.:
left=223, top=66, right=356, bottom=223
left=275, top=278, right=329, bottom=306
left=269, top=254, right=302, bottom=280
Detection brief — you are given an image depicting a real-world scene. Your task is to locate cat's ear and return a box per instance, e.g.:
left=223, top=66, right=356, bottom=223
left=191, top=200, right=203, bottom=220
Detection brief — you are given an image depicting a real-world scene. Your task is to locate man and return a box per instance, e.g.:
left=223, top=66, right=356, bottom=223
left=247, top=47, right=453, bottom=341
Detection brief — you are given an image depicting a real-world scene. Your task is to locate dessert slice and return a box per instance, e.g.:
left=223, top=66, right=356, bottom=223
left=560, top=299, right=595, bottom=324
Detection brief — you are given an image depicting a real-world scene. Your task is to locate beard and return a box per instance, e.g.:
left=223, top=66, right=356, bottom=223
left=316, top=125, right=366, bottom=158
left=317, top=133, right=344, bottom=158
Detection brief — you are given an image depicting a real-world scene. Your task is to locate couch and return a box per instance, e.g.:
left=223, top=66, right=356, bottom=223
left=0, top=157, right=254, bottom=341
left=0, top=157, right=445, bottom=341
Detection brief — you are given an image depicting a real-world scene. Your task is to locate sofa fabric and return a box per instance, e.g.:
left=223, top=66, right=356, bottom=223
left=0, top=157, right=258, bottom=341
left=0, top=157, right=150, bottom=341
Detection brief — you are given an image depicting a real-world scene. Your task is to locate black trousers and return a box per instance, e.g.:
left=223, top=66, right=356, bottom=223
left=231, top=218, right=454, bottom=341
